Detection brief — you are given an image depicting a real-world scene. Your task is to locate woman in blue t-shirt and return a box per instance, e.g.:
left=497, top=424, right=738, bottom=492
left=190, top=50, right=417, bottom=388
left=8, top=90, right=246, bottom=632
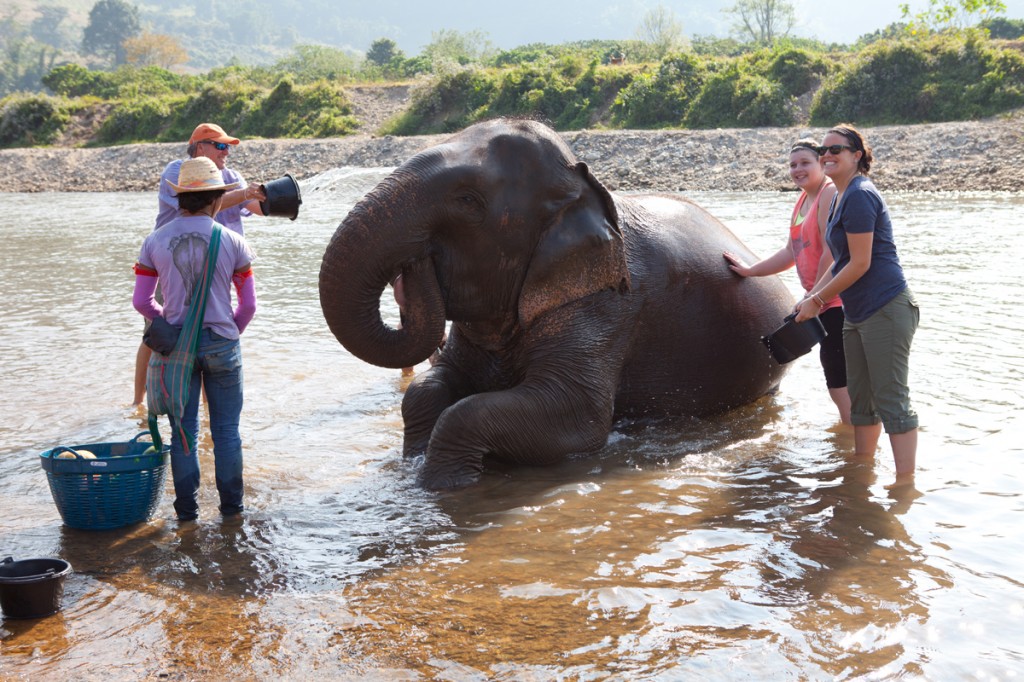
left=794, top=124, right=920, bottom=483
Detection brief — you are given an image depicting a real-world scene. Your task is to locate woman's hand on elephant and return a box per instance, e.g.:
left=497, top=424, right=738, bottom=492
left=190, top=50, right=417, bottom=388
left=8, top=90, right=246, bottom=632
left=723, top=251, right=752, bottom=277
left=793, top=296, right=821, bottom=323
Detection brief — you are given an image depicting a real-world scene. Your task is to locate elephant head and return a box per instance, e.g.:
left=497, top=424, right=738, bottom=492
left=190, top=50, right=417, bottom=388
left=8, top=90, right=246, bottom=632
left=319, top=119, right=631, bottom=368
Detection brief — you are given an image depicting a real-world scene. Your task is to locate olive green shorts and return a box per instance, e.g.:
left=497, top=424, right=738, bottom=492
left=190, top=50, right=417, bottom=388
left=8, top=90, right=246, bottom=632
left=842, top=288, right=920, bottom=434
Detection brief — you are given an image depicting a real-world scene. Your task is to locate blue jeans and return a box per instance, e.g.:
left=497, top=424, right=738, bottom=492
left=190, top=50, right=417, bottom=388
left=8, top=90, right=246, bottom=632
left=169, top=329, right=245, bottom=520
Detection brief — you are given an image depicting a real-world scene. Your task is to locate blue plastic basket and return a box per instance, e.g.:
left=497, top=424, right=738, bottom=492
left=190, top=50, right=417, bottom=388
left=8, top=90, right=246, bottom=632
left=39, top=431, right=169, bottom=530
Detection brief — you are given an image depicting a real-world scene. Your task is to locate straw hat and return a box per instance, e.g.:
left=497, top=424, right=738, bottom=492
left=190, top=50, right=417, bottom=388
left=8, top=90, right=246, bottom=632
left=166, top=157, right=240, bottom=193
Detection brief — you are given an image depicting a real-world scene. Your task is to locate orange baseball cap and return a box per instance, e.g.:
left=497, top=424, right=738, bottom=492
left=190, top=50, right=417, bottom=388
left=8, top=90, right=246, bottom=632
left=188, top=122, right=240, bottom=145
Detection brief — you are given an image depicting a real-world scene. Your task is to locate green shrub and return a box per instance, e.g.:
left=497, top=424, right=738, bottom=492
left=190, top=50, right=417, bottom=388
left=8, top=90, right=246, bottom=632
left=981, top=48, right=1024, bottom=110
left=491, top=40, right=646, bottom=67
left=112, top=66, right=197, bottom=98
left=733, top=75, right=795, bottom=126
left=59, top=71, right=358, bottom=146
left=981, top=17, right=1024, bottom=39
left=162, top=82, right=262, bottom=141
left=485, top=61, right=583, bottom=123
left=245, top=79, right=358, bottom=137
left=270, top=44, right=361, bottom=85
left=811, top=41, right=930, bottom=123
left=42, top=64, right=102, bottom=97
left=610, top=52, right=706, bottom=127
left=437, top=58, right=630, bottom=130
left=386, top=69, right=497, bottom=134
left=494, top=44, right=555, bottom=67
left=206, top=64, right=279, bottom=89
left=686, top=65, right=794, bottom=128
left=811, top=35, right=1024, bottom=125
left=95, top=96, right=179, bottom=143
left=560, top=61, right=634, bottom=129
left=0, top=94, right=69, bottom=147
left=760, top=47, right=830, bottom=95
left=43, top=64, right=197, bottom=99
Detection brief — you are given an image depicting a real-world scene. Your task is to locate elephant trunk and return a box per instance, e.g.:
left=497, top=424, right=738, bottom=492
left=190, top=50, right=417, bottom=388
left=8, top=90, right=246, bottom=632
left=318, top=183, right=447, bottom=369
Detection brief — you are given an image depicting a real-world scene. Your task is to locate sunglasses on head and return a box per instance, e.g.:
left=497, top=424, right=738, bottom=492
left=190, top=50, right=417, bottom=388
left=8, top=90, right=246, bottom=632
left=817, top=144, right=855, bottom=155
left=201, top=140, right=230, bottom=151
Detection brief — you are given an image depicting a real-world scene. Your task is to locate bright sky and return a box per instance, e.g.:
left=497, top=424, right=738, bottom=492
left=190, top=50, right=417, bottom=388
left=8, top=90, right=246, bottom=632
left=789, top=0, right=1024, bottom=43
left=386, top=0, right=1024, bottom=52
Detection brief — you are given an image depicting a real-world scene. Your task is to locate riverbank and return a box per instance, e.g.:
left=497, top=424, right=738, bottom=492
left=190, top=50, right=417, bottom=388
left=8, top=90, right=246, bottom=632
left=2, top=114, right=1022, bottom=193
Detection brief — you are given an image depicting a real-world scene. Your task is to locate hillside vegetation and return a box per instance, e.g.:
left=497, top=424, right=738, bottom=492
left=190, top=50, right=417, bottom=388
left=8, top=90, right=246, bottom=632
left=3, top=32, right=1024, bottom=149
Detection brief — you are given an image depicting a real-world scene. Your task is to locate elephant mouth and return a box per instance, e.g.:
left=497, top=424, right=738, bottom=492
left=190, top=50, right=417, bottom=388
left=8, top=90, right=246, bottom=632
left=319, top=225, right=447, bottom=369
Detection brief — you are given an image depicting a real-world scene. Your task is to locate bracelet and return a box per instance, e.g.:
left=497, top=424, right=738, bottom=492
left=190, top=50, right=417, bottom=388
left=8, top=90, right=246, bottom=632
left=812, top=293, right=826, bottom=307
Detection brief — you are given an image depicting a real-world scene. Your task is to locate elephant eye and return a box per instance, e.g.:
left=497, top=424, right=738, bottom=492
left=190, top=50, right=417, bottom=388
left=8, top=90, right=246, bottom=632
left=450, top=190, right=486, bottom=220
left=455, top=192, right=481, bottom=207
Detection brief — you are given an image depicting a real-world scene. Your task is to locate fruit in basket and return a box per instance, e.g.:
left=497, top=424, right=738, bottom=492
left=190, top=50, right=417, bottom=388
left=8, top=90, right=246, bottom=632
left=143, top=445, right=158, bottom=454
left=56, top=448, right=96, bottom=459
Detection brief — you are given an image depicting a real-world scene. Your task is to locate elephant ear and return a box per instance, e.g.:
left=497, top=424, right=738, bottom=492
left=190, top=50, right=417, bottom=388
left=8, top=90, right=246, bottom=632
left=519, top=162, right=631, bottom=327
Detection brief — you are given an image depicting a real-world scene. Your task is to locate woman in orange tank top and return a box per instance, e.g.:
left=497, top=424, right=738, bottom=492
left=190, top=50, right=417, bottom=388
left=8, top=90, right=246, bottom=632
left=724, top=139, right=851, bottom=425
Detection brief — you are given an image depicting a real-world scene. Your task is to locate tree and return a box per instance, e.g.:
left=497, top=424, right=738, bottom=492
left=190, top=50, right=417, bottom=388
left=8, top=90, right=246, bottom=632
left=855, top=21, right=911, bottom=47
left=123, top=32, right=188, bottom=69
left=899, top=0, right=1007, bottom=36
left=30, top=5, right=71, bottom=50
left=1, top=10, right=60, bottom=96
left=272, top=44, right=361, bottom=83
left=366, top=37, right=402, bottom=66
left=82, top=0, right=141, bottom=66
left=980, top=16, right=1024, bottom=38
left=725, top=0, right=796, bottom=45
left=422, top=29, right=494, bottom=73
left=634, top=4, right=687, bottom=59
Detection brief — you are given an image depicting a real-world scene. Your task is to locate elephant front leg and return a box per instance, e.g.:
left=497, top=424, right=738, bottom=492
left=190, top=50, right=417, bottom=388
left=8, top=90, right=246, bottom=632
left=417, top=378, right=615, bottom=490
left=402, top=364, right=475, bottom=458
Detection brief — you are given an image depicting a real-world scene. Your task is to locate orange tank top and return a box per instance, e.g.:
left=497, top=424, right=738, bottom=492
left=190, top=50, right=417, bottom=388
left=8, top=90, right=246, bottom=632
left=790, top=183, right=840, bottom=311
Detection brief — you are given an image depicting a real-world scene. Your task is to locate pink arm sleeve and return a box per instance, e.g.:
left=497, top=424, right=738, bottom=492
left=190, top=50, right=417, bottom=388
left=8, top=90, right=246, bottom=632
left=232, top=270, right=257, bottom=333
left=133, top=274, right=163, bottom=319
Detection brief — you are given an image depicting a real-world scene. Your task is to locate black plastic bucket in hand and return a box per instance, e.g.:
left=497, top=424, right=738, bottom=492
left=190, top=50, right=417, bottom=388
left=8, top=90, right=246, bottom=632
left=0, top=556, right=72, bottom=619
left=761, top=313, right=827, bottom=364
left=259, top=173, right=302, bottom=220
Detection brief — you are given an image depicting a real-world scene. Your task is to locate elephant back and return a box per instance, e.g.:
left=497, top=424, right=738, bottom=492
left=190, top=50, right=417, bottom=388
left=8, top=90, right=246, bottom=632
left=613, top=194, right=792, bottom=418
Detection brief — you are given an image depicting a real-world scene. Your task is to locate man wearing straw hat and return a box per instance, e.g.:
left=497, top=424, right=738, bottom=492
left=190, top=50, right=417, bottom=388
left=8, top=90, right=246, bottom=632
left=133, top=123, right=265, bottom=408
left=133, top=156, right=257, bottom=522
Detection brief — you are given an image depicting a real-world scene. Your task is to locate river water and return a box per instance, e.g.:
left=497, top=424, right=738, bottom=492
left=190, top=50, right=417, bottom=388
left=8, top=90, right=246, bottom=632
left=1, top=173, right=1022, bottom=680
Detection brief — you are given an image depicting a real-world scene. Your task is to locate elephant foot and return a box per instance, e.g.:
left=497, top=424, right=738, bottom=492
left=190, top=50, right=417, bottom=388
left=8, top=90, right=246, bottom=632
left=402, top=437, right=429, bottom=459
left=416, top=456, right=483, bottom=490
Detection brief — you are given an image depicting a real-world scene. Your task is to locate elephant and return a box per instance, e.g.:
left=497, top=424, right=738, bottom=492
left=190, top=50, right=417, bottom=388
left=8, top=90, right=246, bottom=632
left=319, top=119, right=794, bottom=490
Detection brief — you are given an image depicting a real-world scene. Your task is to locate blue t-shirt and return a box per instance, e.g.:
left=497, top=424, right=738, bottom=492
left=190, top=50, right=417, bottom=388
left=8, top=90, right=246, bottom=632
left=825, top=175, right=907, bottom=323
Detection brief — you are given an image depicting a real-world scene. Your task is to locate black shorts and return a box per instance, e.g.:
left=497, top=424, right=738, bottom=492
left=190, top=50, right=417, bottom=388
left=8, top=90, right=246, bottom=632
left=819, top=306, right=847, bottom=389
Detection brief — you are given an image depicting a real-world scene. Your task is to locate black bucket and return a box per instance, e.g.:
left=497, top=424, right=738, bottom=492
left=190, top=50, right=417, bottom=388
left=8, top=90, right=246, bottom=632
left=259, top=173, right=302, bottom=220
left=0, top=556, right=72, bottom=619
left=761, top=313, right=827, bottom=364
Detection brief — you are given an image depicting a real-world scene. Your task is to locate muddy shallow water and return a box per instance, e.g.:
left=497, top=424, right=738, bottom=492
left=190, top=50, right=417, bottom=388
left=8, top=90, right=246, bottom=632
left=1, top=177, right=1022, bottom=680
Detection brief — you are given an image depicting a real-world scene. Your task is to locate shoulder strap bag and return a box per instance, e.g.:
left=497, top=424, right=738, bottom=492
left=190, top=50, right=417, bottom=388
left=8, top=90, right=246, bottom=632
left=146, top=225, right=223, bottom=455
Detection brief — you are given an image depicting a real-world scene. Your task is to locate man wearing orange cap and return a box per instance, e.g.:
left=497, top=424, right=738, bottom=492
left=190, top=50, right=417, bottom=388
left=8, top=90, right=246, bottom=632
left=134, top=123, right=267, bottom=408
left=154, top=123, right=267, bottom=235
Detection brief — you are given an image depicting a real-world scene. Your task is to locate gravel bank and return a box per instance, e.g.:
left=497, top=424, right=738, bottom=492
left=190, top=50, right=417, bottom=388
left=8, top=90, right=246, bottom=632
left=2, top=115, right=1022, bottom=194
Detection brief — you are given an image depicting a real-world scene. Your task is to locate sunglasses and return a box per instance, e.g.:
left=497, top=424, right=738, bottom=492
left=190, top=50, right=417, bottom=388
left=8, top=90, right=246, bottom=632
left=817, top=144, right=855, bottom=155
left=201, top=141, right=230, bottom=151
